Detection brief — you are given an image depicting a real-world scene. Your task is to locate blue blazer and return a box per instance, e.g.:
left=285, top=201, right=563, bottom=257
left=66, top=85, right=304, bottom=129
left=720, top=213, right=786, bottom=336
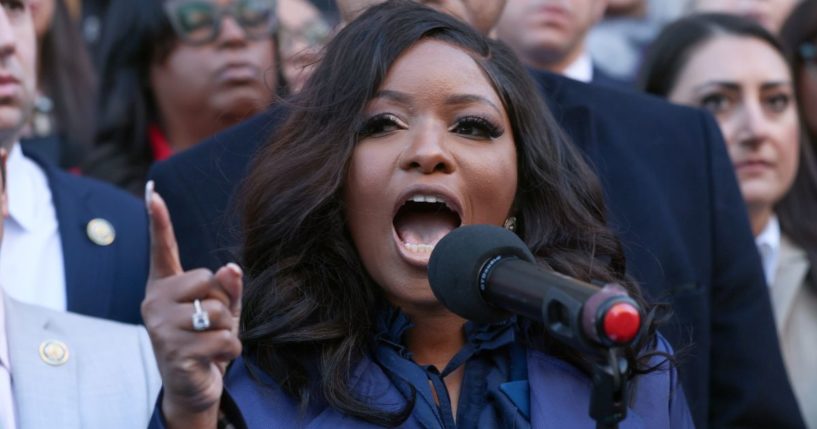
left=25, top=151, right=150, bottom=325
left=148, top=72, right=804, bottom=428
left=150, top=343, right=692, bottom=428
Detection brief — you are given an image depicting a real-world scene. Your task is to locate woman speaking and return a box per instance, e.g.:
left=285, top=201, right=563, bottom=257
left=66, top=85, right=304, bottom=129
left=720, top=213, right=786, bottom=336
left=142, top=2, right=691, bottom=427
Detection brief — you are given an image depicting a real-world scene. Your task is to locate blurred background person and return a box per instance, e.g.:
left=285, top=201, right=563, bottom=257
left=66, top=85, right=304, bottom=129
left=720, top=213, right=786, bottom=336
left=779, top=1, right=817, bottom=337
left=495, top=0, right=623, bottom=85
left=640, top=14, right=817, bottom=427
left=20, top=0, right=96, bottom=170
left=782, top=0, right=817, bottom=147
left=0, top=0, right=148, bottom=325
left=0, top=149, right=160, bottom=429
left=84, top=0, right=280, bottom=194
left=586, top=0, right=689, bottom=83
left=691, top=0, right=801, bottom=33
left=277, top=0, right=332, bottom=93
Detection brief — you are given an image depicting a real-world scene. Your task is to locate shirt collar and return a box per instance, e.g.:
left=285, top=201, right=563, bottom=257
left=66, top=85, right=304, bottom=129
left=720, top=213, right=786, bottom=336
left=373, top=304, right=517, bottom=358
left=562, top=51, right=594, bottom=83
left=6, top=143, right=47, bottom=231
left=755, top=215, right=781, bottom=287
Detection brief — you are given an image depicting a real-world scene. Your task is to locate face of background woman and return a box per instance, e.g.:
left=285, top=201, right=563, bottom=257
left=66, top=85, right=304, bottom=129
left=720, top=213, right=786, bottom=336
left=344, top=40, right=517, bottom=312
left=669, top=35, right=799, bottom=219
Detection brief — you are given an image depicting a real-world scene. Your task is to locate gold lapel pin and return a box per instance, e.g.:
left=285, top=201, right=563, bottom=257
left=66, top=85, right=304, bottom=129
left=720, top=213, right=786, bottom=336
left=86, top=218, right=115, bottom=246
left=39, top=339, right=69, bottom=366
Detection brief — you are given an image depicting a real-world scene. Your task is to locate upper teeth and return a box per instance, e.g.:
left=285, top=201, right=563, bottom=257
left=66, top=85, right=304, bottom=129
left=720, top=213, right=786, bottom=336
left=409, top=195, right=442, bottom=204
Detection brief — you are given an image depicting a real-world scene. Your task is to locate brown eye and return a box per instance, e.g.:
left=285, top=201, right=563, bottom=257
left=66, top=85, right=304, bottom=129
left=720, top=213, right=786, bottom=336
left=358, top=114, right=404, bottom=138
left=450, top=116, right=503, bottom=140
left=1, top=0, right=25, bottom=15
left=700, top=93, right=733, bottom=115
left=765, top=93, right=791, bottom=114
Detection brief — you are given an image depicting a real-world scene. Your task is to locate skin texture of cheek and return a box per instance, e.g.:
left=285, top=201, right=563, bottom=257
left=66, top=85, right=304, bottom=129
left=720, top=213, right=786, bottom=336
left=726, top=129, right=800, bottom=211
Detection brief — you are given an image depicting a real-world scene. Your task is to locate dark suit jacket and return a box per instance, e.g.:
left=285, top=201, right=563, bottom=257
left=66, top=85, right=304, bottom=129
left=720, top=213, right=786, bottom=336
left=25, top=150, right=150, bottom=325
left=592, top=66, right=629, bottom=89
left=149, top=72, right=805, bottom=428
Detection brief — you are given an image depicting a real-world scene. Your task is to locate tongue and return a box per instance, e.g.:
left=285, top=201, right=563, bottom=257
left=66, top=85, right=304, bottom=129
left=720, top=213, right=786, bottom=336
left=395, top=210, right=459, bottom=246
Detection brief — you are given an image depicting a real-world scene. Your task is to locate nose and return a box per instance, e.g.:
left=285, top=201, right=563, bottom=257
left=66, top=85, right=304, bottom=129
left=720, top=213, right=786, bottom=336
left=734, top=100, right=771, bottom=149
left=399, top=122, right=455, bottom=174
left=0, top=9, right=16, bottom=59
left=216, top=15, right=249, bottom=48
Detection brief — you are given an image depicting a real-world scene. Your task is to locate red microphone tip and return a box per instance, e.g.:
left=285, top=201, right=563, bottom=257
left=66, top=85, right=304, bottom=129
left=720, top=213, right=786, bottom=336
left=603, top=302, right=641, bottom=344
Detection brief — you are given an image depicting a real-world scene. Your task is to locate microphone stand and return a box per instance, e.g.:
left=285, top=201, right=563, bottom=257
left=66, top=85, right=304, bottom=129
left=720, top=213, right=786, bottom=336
left=538, top=287, right=637, bottom=429
left=588, top=348, right=629, bottom=429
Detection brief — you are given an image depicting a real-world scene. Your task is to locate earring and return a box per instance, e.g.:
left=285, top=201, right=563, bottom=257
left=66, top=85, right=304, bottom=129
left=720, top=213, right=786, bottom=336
left=503, top=216, right=517, bottom=232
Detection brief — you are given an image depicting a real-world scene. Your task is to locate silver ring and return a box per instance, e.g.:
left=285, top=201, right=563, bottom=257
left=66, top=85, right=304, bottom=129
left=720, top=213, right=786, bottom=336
left=191, top=299, right=210, bottom=331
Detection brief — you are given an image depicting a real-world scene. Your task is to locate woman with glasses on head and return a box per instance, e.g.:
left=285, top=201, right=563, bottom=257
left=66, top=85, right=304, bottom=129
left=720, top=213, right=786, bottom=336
left=84, top=0, right=282, bottom=194
left=641, top=14, right=817, bottom=427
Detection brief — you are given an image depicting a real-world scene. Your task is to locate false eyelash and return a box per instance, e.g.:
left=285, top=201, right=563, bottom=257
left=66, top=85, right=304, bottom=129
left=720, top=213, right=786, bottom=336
left=453, top=115, right=504, bottom=139
left=357, top=113, right=401, bottom=137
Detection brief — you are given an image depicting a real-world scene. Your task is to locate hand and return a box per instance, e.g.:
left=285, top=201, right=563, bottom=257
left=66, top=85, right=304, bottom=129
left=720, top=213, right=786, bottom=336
left=141, top=180, right=243, bottom=428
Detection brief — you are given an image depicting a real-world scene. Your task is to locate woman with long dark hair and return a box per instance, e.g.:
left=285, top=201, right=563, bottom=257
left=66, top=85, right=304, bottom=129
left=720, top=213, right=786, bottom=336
left=142, top=2, right=691, bottom=427
left=640, top=14, right=817, bottom=426
left=84, top=0, right=282, bottom=194
left=22, top=0, right=96, bottom=168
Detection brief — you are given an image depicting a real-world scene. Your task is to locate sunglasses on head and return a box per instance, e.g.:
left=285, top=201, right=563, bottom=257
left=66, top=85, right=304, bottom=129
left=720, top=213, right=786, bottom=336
left=164, top=0, right=277, bottom=46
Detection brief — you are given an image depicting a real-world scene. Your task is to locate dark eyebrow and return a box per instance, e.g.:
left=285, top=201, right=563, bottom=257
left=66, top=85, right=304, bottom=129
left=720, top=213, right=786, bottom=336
left=760, top=81, right=793, bottom=91
left=445, top=94, right=502, bottom=115
left=693, top=80, right=793, bottom=93
left=693, top=81, right=741, bottom=92
left=373, top=90, right=413, bottom=104
left=373, top=90, right=502, bottom=116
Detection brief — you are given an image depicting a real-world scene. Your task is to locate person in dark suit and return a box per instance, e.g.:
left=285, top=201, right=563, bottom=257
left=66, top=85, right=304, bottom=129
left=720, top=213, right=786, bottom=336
left=495, top=0, right=624, bottom=86
left=148, top=0, right=805, bottom=427
left=0, top=0, right=148, bottom=325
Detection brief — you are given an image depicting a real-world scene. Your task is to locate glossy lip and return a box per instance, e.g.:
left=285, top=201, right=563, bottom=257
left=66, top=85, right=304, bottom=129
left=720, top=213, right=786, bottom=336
left=391, top=184, right=464, bottom=268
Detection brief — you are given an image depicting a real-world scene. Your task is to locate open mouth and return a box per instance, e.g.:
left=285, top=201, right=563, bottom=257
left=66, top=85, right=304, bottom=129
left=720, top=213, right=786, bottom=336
left=393, top=194, right=462, bottom=255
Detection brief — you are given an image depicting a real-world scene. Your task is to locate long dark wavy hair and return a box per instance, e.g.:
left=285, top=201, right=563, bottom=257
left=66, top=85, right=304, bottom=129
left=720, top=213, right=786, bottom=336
left=81, top=0, right=175, bottom=193
left=780, top=1, right=817, bottom=274
left=640, top=13, right=817, bottom=279
left=38, top=0, right=97, bottom=168
left=83, top=0, right=285, bottom=194
left=240, top=1, right=661, bottom=426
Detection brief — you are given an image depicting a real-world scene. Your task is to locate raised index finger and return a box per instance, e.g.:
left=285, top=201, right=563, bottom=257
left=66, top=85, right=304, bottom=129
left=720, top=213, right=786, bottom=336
left=146, top=180, right=183, bottom=280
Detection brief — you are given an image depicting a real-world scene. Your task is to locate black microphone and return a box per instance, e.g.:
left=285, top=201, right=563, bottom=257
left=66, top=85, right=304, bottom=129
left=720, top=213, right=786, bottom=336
left=428, top=225, right=642, bottom=350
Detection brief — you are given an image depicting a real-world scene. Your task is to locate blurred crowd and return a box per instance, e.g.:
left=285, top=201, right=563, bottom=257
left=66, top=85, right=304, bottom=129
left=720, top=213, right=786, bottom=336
left=0, top=0, right=816, bottom=428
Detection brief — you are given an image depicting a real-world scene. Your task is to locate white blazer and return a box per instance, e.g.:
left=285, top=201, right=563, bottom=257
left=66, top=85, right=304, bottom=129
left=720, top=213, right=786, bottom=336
left=5, top=296, right=160, bottom=429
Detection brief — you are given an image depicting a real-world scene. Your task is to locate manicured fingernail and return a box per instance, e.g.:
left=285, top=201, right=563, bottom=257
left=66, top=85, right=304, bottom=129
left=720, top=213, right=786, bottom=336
left=226, top=262, right=243, bottom=277
left=145, top=180, right=154, bottom=215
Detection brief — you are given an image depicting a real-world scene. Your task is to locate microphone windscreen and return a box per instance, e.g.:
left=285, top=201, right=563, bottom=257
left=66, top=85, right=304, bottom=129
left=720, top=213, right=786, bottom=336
left=428, top=225, right=535, bottom=323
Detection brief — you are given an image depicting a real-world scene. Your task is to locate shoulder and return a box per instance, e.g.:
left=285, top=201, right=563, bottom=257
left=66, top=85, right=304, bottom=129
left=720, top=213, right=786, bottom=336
left=27, top=153, right=144, bottom=214
left=527, top=336, right=691, bottom=428
left=11, top=297, right=148, bottom=342
left=149, top=108, right=283, bottom=182
left=532, top=69, right=710, bottom=125
left=7, top=297, right=161, bottom=428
